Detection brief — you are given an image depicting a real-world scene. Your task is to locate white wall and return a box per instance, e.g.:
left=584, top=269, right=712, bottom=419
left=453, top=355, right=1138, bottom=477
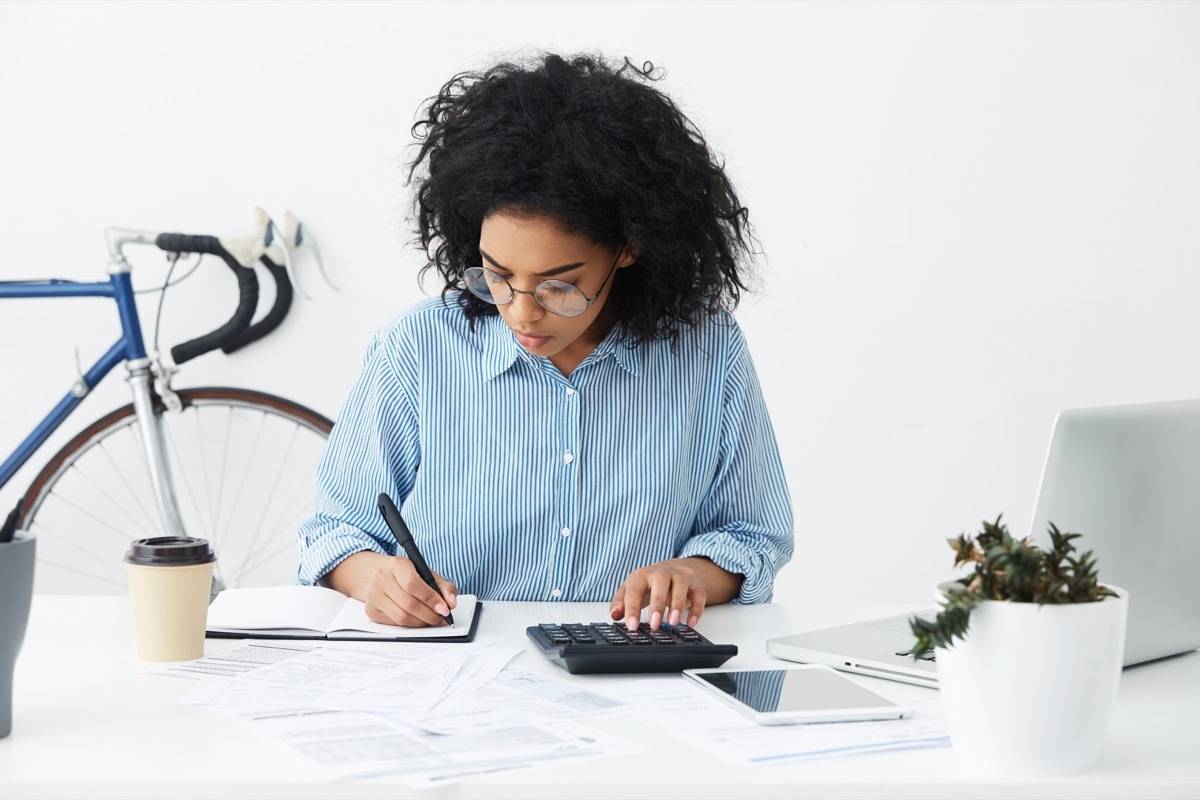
left=1, top=0, right=1198, bottom=604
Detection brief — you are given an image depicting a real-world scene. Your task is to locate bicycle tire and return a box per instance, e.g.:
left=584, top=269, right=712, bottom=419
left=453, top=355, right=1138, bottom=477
left=18, top=387, right=333, bottom=593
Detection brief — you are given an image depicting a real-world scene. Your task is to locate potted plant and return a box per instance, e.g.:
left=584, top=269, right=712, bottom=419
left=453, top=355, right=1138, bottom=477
left=910, top=515, right=1127, bottom=777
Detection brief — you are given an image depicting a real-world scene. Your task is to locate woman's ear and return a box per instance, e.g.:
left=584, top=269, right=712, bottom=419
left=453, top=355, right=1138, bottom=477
left=619, top=240, right=642, bottom=269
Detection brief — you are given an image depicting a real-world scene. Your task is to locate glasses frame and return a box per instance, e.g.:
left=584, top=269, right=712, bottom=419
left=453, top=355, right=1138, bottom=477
left=464, top=240, right=627, bottom=318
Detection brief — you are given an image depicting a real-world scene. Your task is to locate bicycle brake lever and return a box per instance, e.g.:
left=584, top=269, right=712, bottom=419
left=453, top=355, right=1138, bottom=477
left=283, top=210, right=341, bottom=293
left=256, top=207, right=311, bottom=301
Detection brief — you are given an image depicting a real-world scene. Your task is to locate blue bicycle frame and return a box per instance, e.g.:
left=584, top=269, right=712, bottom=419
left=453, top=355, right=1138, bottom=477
left=1, top=254, right=187, bottom=536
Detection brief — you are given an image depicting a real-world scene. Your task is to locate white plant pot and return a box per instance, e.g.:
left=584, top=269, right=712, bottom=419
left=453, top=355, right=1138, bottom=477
left=933, top=582, right=1128, bottom=778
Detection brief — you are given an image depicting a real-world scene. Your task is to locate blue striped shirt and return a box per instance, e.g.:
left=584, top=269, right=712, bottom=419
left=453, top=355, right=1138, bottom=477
left=296, top=293, right=793, bottom=603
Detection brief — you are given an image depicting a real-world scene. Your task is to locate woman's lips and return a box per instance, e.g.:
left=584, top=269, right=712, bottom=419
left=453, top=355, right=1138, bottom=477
left=514, top=331, right=551, bottom=348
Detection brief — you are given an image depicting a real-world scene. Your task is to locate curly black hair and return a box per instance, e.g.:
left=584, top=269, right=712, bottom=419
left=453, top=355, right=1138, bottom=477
left=403, top=50, right=760, bottom=344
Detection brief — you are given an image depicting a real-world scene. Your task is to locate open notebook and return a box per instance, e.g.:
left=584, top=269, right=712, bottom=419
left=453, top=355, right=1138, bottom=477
left=206, top=585, right=481, bottom=642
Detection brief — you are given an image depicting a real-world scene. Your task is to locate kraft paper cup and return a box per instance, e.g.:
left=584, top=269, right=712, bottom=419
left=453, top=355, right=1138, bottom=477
left=124, top=537, right=215, bottom=662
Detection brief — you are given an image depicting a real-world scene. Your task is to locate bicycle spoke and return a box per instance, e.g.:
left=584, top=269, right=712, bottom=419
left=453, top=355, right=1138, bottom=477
left=163, top=421, right=214, bottom=543
left=211, top=405, right=235, bottom=553
left=245, top=452, right=323, bottom=575
left=238, top=423, right=301, bottom=575
left=32, top=519, right=127, bottom=579
left=36, top=556, right=126, bottom=589
left=233, top=510, right=309, bottom=581
left=193, top=407, right=219, bottom=540
left=47, top=490, right=149, bottom=547
left=96, top=437, right=160, bottom=535
left=65, top=462, right=157, bottom=541
left=218, top=410, right=267, bottom=542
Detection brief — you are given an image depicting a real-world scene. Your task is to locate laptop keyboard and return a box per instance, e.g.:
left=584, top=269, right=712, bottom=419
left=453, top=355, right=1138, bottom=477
left=893, top=648, right=936, bottom=662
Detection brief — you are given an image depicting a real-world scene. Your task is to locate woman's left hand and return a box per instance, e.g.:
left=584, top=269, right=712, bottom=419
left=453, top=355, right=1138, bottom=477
left=610, top=558, right=708, bottom=631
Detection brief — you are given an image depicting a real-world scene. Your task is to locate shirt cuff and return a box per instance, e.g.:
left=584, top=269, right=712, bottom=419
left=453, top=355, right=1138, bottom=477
left=298, top=523, right=391, bottom=587
left=676, top=529, right=779, bottom=604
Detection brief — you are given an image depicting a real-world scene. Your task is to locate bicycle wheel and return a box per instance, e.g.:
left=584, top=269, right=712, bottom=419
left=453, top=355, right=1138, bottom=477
left=18, top=387, right=333, bottom=594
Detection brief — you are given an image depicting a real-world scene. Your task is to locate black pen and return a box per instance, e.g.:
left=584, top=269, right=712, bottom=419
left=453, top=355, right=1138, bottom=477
left=377, top=492, right=454, bottom=627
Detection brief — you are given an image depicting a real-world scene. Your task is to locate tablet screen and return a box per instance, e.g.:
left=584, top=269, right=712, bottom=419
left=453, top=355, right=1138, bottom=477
left=694, top=669, right=897, bottom=713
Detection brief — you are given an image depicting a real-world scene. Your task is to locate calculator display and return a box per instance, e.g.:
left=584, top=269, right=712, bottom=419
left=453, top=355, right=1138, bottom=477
left=695, top=669, right=897, bottom=713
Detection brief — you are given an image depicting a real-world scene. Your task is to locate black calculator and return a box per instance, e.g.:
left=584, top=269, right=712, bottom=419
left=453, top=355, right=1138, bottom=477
left=526, top=621, right=738, bottom=674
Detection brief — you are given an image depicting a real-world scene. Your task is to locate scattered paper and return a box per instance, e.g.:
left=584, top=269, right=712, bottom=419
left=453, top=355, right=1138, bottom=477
left=644, top=681, right=950, bottom=764
left=226, top=705, right=639, bottom=785
left=493, top=669, right=628, bottom=715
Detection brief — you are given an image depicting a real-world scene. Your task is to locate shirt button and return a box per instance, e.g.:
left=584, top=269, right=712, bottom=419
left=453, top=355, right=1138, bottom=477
left=550, top=588, right=562, bottom=598
left=561, top=527, right=571, bottom=538
left=565, top=387, right=576, bottom=397
left=562, top=451, right=574, bottom=464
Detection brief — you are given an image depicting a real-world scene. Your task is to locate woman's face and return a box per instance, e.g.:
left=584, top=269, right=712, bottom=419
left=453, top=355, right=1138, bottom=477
left=477, top=211, right=637, bottom=361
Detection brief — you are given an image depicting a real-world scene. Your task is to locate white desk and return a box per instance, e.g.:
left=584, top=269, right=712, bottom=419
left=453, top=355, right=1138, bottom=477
left=1, top=596, right=1197, bottom=799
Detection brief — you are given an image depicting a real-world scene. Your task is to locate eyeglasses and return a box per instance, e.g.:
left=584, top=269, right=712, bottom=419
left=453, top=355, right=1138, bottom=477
left=463, top=241, right=626, bottom=318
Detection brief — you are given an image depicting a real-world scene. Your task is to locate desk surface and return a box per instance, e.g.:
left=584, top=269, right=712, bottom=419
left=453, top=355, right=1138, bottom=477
left=1, top=596, right=1197, bottom=799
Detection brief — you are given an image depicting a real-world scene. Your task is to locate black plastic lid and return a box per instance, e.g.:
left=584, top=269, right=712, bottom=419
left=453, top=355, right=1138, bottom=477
left=124, top=536, right=215, bottom=566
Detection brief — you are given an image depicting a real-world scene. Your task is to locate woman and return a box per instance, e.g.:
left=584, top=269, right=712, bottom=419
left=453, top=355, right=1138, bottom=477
left=297, top=52, right=793, bottom=632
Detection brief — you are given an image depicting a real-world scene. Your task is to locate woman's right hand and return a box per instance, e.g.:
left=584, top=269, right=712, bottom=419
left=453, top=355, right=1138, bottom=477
left=329, top=551, right=457, bottom=627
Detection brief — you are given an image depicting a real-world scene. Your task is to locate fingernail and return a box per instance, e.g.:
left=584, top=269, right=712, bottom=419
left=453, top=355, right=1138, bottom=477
left=689, top=615, right=699, bottom=627
left=669, top=609, right=680, bottom=626
left=448, top=595, right=457, bottom=608
left=436, top=603, right=449, bottom=616
left=650, top=611, right=662, bottom=629
left=626, top=615, right=638, bottom=631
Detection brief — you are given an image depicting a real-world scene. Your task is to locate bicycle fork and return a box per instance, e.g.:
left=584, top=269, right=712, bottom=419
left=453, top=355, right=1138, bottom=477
left=126, top=358, right=187, bottom=539
left=127, top=359, right=226, bottom=597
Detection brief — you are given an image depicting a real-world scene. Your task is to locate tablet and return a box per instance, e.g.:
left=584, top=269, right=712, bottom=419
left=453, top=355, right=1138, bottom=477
left=683, top=664, right=912, bottom=725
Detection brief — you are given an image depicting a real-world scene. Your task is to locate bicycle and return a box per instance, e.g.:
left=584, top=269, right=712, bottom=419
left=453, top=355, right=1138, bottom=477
left=0, top=211, right=335, bottom=594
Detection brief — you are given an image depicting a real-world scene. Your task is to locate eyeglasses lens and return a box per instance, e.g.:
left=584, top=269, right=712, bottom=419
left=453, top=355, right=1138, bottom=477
left=464, top=267, right=589, bottom=317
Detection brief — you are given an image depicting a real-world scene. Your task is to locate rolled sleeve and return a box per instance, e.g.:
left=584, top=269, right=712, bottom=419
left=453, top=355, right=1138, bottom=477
left=295, top=323, right=421, bottom=586
left=677, top=327, right=794, bottom=603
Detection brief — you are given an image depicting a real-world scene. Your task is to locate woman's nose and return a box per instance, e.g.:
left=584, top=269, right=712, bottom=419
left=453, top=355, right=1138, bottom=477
left=508, top=290, right=544, bottom=325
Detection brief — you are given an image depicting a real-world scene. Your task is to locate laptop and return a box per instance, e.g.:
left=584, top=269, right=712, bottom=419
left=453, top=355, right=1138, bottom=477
left=767, top=398, right=1200, bottom=688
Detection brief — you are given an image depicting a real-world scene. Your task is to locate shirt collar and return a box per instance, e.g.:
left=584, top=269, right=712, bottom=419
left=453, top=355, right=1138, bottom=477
left=587, top=323, right=641, bottom=376
left=481, top=314, right=527, bottom=381
left=480, top=313, right=641, bottom=380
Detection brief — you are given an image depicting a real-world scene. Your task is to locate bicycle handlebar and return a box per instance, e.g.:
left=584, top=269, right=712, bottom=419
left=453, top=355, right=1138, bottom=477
left=154, top=233, right=259, bottom=364
left=105, top=220, right=302, bottom=366
left=220, top=254, right=293, bottom=354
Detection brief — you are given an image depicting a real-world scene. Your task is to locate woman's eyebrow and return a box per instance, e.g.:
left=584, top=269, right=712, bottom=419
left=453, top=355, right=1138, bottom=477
left=479, top=248, right=586, bottom=277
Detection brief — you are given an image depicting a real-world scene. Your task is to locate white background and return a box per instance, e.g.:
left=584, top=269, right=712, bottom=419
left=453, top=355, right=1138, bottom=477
left=1, top=1, right=1197, bottom=605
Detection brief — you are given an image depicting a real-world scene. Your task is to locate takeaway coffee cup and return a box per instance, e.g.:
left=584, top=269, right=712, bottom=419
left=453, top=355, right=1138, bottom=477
left=124, top=537, right=215, bottom=662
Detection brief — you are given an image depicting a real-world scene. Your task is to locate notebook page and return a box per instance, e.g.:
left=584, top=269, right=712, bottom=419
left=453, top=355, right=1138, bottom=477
left=207, top=586, right=350, bottom=633
left=326, top=595, right=478, bottom=638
